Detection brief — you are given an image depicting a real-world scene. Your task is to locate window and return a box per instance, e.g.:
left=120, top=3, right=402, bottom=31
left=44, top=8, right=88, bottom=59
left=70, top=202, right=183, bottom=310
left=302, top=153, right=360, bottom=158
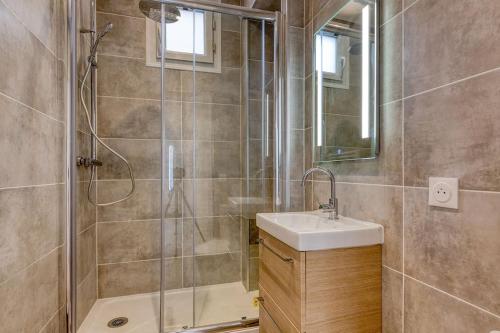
left=146, top=9, right=221, bottom=73
left=315, top=33, right=349, bottom=88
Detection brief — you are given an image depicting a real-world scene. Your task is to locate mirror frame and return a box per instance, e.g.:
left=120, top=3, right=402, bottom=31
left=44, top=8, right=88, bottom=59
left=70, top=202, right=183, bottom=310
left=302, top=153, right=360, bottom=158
left=312, top=0, right=380, bottom=164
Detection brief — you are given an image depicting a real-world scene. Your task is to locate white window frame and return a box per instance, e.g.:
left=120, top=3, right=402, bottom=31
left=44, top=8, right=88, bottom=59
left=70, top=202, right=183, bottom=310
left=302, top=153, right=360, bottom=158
left=145, top=10, right=222, bottom=73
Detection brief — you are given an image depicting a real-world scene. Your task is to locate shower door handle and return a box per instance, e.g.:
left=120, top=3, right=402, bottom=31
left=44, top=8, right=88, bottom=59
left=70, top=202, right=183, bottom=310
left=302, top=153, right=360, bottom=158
left=168, top=145, right=174, bottom=192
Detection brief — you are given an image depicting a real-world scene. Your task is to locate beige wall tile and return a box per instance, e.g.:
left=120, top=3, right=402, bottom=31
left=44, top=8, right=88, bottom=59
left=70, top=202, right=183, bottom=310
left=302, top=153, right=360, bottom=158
left=96, top=0, right=143, bottom=17
left=0, top=94, right=64, bottom=188
left=182, top=179, right=241, bottom=218
left=380, top=14, right=402, bottom=104
left=97, top=97, right=164, bottom=139
left=183, top=252, right=241, bottom=287
left=404, top=70, right=500, bottom=191
left=405, top=187, right=500, bottom=315
left=98, top=258, right=182, bottom=298
left=182, top=103, right=240, bottom=141
left=221, top=30, right=241, bottom=68
left=0, top=248, right=64, bottom=333
left=0, top=2, right=62, bottom=121
left=182, top=68, right=241, bottom=104
left=380, top=0, right=402, bottom=25
left=98, top=55, right=181, bottom=100
left=288, top=27, right=305, bottom=78
left=404, top=0, right=500, bottom=96
left=76, top=267, right=97, bottom=328
left=97, top=138, right=162, bottom=180
left=404, top=277, right=500, bottom=332
left=77, top=225, right=96, bottom=285
left=97, top=12, right=145, bottom=58
left=382, top=267, right=403, bottom=333
left=0, top=185, right=64, bottom=284
left=97, top=179, right=182, bottom=221
left=313, top=182, right=403, bottom=270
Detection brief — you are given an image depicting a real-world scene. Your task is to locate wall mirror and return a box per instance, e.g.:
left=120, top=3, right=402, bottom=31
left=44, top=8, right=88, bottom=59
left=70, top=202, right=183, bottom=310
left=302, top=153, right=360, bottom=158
left=313, top=0, right=379, bottom=162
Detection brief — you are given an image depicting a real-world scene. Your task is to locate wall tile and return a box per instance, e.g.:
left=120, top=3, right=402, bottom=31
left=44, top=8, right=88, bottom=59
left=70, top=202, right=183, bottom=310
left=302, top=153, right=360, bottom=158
left=183, top=252, right=241, bottom=287
left=77, top=225, right=96, bottom=284
left=404, top=0, right=500, bottom=96
left=97, top=12, right=145, bottom=58
left=0, top=94, right=64, bottom=188
left=182, top=103, right=240, bottom=141
left=182, top=68, right=240, bottom=104
left=183, top=216, right=241, bottom=256
left=313, top=182, right=403, bottom=270
left=0, top=2, right=61, bottom=121
left=97, top=97, right=163, bottom=139
left=0, top=185, right=64, bottom=284
left=404, top=70, right=500, bottom=191
left=96, top=0, right=143, bottom=17
left=382, top=267, right=403, bottom=333
left=76, top=268, right=97, bottom=328
left=97, top=138, right=162, bottom=180
left=380, top=0, right=402, bottom=25
left=288, top=27, right=304, bottom=78
left=98, top=55, right=181, bottom=100
left=380, top=14, right=402, bottom=104
left=404, top=277, right=500, bottom=332
left=0, top=248, right=63, bottom=333
left=97, top=179, right=182, bottom=221
left=289, top=130, right=305, bottom=180
left=182, top=179, right=241, bottom=218
left=221, top=30, right=241, bottom=68
left=288, top=0, right=305, bottom=27
left=98, top=258, right=182, bottom=298
left=405, top=187, right=500, bottom=315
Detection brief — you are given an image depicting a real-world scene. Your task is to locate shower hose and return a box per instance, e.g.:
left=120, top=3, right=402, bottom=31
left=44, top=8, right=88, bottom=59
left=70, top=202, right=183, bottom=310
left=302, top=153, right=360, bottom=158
left=80, top=61, right=136, bottom=206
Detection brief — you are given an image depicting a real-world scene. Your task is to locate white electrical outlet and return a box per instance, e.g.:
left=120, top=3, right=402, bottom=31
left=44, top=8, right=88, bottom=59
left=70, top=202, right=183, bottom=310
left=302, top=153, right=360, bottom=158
left=428, top=177, right=459, bottom=209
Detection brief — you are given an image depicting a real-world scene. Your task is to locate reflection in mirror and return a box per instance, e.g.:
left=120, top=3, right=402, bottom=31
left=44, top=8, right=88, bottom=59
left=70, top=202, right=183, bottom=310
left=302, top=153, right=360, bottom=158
left=313, top=0, right=378, bottom=162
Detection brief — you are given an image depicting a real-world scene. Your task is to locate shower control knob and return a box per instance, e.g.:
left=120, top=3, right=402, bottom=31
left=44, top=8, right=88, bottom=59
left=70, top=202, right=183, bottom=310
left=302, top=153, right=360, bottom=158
left=76, top=156, right=103, bottom=167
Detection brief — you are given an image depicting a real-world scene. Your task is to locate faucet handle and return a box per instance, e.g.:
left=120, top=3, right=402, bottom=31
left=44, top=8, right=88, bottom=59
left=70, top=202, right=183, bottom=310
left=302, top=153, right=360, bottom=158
left=319, top=203, right=334, bottom=210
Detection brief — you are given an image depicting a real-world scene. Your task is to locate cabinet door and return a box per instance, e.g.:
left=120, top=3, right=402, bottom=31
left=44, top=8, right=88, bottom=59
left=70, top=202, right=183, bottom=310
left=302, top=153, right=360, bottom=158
left=259, top=231, right=304, bottom=329
left=259, top=303, right=282, bottom=333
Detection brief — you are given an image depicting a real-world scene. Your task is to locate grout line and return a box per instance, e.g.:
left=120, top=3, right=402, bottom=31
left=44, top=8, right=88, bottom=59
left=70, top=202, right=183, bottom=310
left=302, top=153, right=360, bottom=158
left=311, top=180, right=404, bottom=189
left=0, top=90, right=65, bottom=125
left=404, top=275, right=500, bottom=320
left=97, top=251, right=243, bottom=266
left=99, top=53, right=145, bottom=61
left=37, top=304, right=66, bottom=333
left=383, top=265, right=403, bottom=275
left=403, top=66, right=500, bottom=101
left=96, top=10, right=143, bottom=20
left=1, top=0, right=58, bottom=59
left=0, top=245, right=62, bottom=288
left=0, top=182, right=64, bottom=191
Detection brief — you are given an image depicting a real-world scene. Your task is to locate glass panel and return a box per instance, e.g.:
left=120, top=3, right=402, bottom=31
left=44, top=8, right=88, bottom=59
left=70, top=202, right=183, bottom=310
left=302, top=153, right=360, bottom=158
left=161, top=5, right=195, bottom=332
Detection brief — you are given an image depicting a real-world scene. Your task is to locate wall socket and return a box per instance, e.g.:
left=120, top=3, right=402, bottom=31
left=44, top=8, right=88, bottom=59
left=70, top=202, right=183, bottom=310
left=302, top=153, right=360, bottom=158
left=428, top=177, right=459, bottom=209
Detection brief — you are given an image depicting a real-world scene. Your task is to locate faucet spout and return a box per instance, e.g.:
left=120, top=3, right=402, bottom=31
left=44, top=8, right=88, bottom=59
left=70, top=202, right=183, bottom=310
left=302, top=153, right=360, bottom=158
left=301, top=167, right=338, bottom=220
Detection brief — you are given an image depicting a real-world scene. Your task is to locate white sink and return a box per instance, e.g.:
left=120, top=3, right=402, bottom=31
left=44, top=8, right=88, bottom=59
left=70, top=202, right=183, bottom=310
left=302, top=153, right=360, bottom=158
left=256, top=211, right=384, bottom=251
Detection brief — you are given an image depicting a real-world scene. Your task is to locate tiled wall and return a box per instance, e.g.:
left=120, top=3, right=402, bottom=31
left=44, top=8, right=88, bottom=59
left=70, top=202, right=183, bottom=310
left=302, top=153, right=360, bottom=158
left=94, top=0, right=244, bottom=298
left=0, top=0, right=67, bottom=332
left=305, top=0, right=500, bottom=331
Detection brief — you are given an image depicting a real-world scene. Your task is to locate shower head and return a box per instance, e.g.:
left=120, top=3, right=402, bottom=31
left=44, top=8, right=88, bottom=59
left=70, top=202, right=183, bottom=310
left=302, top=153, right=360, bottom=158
left=89, top=22, right=113, bottom=60
left=139, top=0, right=180, bottom=23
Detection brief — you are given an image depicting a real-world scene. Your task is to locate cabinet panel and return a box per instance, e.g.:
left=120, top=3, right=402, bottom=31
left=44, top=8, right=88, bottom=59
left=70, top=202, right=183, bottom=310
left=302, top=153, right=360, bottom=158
left=259, top=230, right=305, bottom=330
left=259, top=285, right=300, bottom=333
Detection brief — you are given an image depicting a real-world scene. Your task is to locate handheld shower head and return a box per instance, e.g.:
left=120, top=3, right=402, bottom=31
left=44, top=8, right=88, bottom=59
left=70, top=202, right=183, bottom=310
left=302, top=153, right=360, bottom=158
left=89, top=22, right=113, bottom=62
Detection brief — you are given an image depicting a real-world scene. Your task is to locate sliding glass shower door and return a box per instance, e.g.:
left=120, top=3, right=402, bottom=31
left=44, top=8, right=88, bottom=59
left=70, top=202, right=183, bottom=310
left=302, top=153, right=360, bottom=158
left=159, top=4, right=276, bottom=331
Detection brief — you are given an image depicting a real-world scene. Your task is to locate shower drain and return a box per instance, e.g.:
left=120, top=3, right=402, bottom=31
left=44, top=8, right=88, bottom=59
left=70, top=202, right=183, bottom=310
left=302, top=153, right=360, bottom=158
left=107, top=317, right=128, bottom=328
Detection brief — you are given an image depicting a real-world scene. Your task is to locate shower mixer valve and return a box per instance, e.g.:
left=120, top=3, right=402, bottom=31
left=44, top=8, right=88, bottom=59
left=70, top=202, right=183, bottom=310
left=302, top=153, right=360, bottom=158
left=76, top=156, right=103, bottom=168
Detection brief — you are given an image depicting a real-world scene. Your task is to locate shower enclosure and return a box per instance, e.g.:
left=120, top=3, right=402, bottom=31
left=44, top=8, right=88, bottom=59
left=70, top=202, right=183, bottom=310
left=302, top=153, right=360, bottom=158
left=67, top=0, right=284, bottom=332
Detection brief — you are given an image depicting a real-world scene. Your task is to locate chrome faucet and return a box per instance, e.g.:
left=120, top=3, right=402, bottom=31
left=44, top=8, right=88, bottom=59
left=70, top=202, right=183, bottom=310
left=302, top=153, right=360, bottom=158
left=301, top=167, right=339, bottom=220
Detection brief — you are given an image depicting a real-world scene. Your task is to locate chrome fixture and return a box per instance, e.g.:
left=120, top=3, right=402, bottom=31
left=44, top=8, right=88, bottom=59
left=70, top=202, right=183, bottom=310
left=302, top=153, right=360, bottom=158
left=139, top=0, right=180, bottom=23
left=79, top=22, right=136, bottom=206
left=301, top=167, right=339, bottom=220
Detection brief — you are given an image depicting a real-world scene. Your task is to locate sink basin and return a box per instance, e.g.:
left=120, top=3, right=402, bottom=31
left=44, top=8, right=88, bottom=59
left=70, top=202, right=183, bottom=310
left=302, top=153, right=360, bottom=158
left=256, top=211, right=384, bottom=251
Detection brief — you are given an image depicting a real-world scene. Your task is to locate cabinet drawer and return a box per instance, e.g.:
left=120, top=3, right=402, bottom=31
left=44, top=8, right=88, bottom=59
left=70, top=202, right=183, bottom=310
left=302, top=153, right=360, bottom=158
left=259, top=230, right=304, bottom=330
left=259, top=285, right=300, bottom=333
left=259, top=302, right=281, bottom=333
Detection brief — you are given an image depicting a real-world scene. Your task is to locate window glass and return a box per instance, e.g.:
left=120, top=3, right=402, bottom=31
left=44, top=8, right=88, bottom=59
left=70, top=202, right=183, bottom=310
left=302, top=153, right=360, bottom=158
left=315, top=34, right=337, bottom=74
left=164, top=9, right=206, bottom=55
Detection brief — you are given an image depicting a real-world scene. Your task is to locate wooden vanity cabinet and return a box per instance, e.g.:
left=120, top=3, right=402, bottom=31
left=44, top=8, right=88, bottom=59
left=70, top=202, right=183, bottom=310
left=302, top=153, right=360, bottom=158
left=258, top=230, right=382, bottom=333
